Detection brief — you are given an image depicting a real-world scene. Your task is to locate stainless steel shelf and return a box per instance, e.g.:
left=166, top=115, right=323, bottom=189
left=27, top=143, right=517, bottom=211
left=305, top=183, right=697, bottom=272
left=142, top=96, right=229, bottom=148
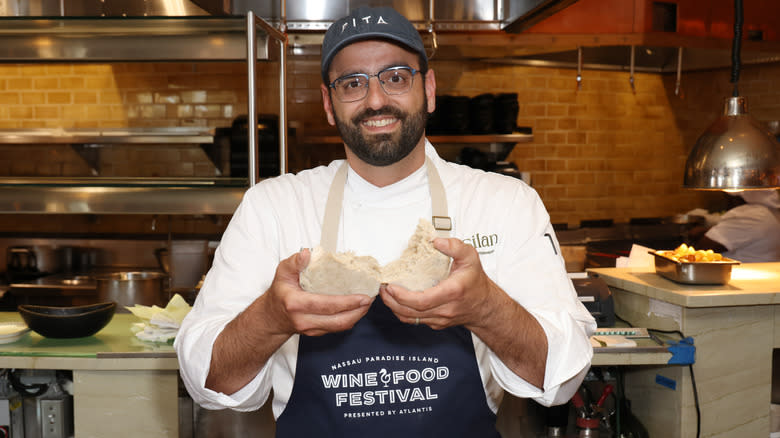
left=0, top=12, right=288, bottom=215
left=0, top=181, right=246, bottom=215
left=0, top=16, right=281, bottom=61
left=0, top=128, right=213, bottom=145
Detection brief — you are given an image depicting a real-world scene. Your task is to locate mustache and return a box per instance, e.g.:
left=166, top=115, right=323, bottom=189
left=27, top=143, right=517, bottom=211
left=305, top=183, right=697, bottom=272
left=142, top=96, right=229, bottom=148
left=351, top=106, right=406, bottom=125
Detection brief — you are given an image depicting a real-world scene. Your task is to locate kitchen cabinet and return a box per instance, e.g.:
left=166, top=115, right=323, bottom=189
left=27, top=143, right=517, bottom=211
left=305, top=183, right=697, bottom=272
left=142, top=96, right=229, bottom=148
left=588, top=263, right=780, bottom=438
left=0, top=312, right=179, bottom=437
left=0, top=15, right=287, bottom=215
left=0, top=309, right=678, bottom=438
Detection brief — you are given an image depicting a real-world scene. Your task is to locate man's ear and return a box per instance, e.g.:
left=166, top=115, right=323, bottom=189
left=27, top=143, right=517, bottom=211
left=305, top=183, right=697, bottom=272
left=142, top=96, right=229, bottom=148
left=424, top=69, right=436, bottom=114
left=321, top=83, right=336, bottom=126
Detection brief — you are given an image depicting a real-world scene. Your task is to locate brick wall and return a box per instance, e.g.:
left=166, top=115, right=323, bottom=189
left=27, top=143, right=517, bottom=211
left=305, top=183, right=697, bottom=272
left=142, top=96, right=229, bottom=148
left=1, top=57, right=779, bottom=233
left=293, top=58, right=780, bottom=226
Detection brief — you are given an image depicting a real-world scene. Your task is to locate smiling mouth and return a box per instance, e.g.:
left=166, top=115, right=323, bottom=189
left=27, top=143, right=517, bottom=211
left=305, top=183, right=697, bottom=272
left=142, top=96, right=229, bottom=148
left=362, top=117, right=398, bottom=128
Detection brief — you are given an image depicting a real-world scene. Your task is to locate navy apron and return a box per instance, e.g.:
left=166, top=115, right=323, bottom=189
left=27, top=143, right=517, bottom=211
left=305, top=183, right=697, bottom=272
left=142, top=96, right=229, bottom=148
left=275, top=159, right=501, bottom=437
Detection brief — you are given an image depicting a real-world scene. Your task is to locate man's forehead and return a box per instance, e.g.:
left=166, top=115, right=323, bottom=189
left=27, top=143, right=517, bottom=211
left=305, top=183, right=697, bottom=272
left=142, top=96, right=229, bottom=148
left=328, top=40, right=419, bottom=74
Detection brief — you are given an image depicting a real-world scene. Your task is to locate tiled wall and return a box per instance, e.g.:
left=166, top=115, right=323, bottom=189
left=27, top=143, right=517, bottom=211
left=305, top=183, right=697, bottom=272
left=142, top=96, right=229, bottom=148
left=1, top=56, right=779, bottom=233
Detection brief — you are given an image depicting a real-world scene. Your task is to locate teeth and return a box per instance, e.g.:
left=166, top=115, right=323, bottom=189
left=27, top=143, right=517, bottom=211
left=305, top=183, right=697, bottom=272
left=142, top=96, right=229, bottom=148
left=363, top=118, right=396, bottom=127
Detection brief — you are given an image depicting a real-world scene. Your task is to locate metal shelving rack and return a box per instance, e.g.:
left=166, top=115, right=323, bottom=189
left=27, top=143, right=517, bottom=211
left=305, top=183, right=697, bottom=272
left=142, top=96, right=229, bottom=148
left=0, top=13, right=287, bottom=214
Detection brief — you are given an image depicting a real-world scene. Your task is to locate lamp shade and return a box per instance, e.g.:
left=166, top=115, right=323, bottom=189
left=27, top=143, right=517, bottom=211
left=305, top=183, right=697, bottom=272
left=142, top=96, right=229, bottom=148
left=683, top=96, right=780, bottom=190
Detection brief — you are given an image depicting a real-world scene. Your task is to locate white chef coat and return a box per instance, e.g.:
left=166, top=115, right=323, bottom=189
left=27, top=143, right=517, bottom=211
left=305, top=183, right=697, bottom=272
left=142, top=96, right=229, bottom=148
left=705, top=203, right=780, bottom=262
left=175, top=141, right=596, bottom=418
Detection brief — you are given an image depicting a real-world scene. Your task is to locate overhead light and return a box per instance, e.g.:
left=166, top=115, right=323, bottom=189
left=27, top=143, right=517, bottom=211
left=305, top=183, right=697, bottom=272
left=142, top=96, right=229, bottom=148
left=683, top=0, right=780, bottom=190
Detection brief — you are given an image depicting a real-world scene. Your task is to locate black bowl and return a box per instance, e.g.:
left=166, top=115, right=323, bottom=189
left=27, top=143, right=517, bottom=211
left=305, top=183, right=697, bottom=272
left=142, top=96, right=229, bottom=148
left=18, top=302, right=116, bottom=339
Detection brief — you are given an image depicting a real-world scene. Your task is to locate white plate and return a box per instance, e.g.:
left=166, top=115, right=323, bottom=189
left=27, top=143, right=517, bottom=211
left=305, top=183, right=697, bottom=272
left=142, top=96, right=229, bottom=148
left=0, top=322, right=30, bottom=344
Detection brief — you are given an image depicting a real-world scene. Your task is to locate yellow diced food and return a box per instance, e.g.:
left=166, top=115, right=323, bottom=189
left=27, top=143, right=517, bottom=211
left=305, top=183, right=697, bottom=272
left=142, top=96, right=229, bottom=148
left=665, top=244, right=724, bottom=262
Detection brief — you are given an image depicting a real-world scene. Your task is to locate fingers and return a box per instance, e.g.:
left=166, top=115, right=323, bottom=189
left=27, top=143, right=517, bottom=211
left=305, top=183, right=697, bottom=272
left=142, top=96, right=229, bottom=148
left=380, top=239, right=492, bottom=330
left=290, top=290, right=374, bottom=316
left=432, top=237, right=473, bottom=260
left=380, top=284, right=451, bottom=329
left=281, top=290, right=375, bottom=336
left=298, top=302, right=373, bottom=336
left=275, top=248, right=310, bottom=284
left=267, top=249, right=375, bottom=336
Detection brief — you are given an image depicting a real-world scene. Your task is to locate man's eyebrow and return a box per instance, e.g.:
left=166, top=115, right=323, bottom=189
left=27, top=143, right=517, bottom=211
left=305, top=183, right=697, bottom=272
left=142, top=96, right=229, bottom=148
left=333, top=62, right=414, bottom=79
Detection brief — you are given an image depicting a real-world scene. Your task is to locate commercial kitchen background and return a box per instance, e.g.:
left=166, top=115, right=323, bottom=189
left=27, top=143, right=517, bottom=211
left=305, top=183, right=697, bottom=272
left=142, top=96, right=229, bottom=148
left=1, top=55, right=779, bottom=237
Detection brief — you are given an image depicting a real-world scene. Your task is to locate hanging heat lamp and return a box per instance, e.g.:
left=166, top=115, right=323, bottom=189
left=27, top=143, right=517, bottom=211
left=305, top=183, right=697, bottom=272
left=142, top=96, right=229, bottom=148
left=683, top=0, right=780, bottom=190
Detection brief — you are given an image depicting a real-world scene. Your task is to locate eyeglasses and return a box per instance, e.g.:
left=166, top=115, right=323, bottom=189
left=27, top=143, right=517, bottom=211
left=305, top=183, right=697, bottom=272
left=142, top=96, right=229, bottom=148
left=328, top=66, right=419, bottom=103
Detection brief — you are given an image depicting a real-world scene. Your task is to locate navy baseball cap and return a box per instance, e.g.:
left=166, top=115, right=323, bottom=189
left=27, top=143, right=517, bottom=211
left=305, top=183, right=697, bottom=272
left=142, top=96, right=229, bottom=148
left=321, top=7, right=427, bottom=83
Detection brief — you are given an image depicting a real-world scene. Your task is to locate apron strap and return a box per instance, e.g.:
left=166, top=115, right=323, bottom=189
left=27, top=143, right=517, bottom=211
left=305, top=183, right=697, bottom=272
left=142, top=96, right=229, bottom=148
left=320, top=157, right=451, bottom=251
left=320, top=161, right=349, bottom=253
left=426, top=159, right=452, bottom=238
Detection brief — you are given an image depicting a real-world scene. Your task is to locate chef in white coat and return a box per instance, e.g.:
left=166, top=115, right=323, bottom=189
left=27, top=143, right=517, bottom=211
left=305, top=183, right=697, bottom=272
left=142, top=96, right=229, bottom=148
left=696, top=189, right=780, bottom=262
left=175, top=6, right=596, bottom=437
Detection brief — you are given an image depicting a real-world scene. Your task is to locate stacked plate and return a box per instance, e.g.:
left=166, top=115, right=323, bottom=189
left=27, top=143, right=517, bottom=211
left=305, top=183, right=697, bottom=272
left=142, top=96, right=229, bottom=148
left=0, top=322, right=30, bottom=344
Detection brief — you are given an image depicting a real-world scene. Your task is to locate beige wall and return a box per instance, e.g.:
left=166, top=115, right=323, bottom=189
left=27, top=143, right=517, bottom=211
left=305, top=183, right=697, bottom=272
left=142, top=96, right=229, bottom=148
left=1, top=56, right=779, bottom=233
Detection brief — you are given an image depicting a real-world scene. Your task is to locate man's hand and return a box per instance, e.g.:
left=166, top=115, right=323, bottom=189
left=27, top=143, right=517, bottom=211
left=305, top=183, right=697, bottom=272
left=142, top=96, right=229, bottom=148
left=206, top=249, right=373, bottom=394
left=379, top=238, right=548, bottom=387
left=260, top=248, right=375, bottom=337
left=379, top=238, right=498, bottom=330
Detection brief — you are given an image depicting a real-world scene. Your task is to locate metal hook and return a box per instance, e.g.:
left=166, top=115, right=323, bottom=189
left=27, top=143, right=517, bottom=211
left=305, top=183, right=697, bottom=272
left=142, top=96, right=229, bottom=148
left=427, top=0, right=437, bottom=60
left=629, top=45, right=635, bottom=93
left=675, top=47, right=683, bottom=96
left=576, top=46, right=583, bottom=91
left=427, top=24, right=438, bottom=60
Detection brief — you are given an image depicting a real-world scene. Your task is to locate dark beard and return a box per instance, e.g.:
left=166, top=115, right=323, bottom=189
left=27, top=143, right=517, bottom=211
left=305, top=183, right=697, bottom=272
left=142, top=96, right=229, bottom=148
left=333, top=97, right=428, bottom=167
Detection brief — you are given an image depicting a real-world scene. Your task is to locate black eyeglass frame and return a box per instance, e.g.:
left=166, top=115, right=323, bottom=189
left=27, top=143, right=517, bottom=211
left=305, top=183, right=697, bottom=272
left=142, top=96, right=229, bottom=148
left=328, top=66, right=420, bottom=103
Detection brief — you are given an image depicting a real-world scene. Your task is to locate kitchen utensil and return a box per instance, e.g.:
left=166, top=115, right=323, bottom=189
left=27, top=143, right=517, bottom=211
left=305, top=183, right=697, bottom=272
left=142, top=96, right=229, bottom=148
left=592, top=384, right=614, bottom=417
left=7, top=246, right=38, bottom=273
left=649, top=250, right=740, bottom=284
left=95, top=271, right=167, bottom=312
left=18, top=302, right=115, bottom=338
left=155, top=248, right=170, bottom=274
left=156, top=241, right=208, bottom=290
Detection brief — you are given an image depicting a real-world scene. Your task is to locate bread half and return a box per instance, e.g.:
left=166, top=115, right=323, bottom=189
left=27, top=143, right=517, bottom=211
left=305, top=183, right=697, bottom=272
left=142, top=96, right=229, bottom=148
left=300, top=219, right=451, bottom=296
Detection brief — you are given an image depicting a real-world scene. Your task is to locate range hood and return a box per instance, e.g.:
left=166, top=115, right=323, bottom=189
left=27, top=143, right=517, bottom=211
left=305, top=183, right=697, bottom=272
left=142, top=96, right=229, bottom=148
left=1, top=0, right=779, bottom=70
left=491, top=0, right=780, bottom=73
left=0, top=0, right=573, bottom=29
left=188, top=0, right=780, bottom=73
left=0, top=0, right=280, bottom=61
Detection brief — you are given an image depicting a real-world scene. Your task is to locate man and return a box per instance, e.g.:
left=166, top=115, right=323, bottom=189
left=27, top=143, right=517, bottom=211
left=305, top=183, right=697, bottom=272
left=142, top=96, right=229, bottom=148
left=695, top=189, right=780, bottom=262
left=175, top=6, right=595, bottom=436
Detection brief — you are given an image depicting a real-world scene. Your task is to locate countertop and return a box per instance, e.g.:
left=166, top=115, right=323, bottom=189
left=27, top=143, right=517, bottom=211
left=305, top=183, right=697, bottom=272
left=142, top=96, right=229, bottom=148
left=0, top=309, right=676, bottom=369
left=0, top=312, right=176, bottom=370
left=587, top=262, right=780, bottom=308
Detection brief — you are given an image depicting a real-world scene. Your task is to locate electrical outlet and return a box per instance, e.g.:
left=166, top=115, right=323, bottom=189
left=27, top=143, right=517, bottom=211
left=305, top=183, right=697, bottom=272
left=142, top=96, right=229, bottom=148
left=39, top=399, right=71, bottom=438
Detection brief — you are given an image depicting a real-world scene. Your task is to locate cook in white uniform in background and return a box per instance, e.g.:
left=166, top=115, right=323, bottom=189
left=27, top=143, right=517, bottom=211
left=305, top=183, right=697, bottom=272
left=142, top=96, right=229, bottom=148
left=696, top=189, right=780, bottom=262
left=175, top=6, right=595, bottom=437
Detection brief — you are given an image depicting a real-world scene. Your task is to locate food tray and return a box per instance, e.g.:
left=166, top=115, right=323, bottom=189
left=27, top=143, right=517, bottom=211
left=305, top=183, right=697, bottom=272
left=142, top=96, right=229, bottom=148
left=649, top=250, right=740, bottom=285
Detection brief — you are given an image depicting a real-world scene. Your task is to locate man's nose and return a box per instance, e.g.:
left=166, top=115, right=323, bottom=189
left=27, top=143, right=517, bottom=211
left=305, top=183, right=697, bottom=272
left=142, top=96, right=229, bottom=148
left=364, top=76, right=389, bottom=109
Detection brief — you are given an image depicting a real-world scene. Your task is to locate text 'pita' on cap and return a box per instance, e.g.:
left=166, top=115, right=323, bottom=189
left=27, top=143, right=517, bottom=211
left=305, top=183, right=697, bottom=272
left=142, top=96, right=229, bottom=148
left=320, top=6, right=427, bottom=83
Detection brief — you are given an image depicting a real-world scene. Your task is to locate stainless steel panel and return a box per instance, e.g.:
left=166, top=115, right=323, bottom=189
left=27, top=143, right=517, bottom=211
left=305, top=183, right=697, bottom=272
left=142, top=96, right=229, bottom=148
left=204, top=0, right=498, bottom=22
left=502, top=0, right=577, bottom=31
left=435, top=0, right=496, bottom=21
left=0, top=128, right=213, bottom=144
left=0, top=17, right=272, bottom=61
left=102, top=0, right=208, bottom=16
left=0, top=185, right=245, bottom=215
left=200, top=0, right=497, bottom=29
left=0, top=0, right=208, bottom=16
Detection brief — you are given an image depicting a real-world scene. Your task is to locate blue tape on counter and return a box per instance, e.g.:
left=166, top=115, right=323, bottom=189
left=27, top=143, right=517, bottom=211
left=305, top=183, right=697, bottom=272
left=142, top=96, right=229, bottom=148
left=655, top=374, right=677, bottom=390
left=667, top=336, right=695, bottom=365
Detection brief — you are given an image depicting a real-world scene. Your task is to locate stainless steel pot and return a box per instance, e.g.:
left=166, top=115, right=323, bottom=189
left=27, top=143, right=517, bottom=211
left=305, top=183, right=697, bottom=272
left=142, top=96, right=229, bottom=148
left=95, top=271, right=167, bottom=312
